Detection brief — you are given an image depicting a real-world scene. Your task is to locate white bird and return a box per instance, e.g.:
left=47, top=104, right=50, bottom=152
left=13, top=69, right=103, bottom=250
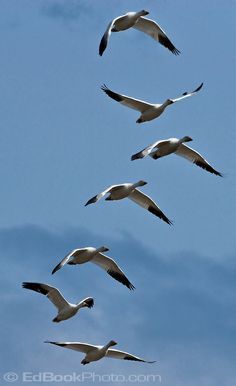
left=131, top=136, right=222, bottom=176
left=101, top=83, right=203, bottom=123
left=45, top=340, right=156, bottom=365
left=99, top=10, right=180, bottom=56
left=85, top=180, right=172, bottom=225
left=22, top=282, right=94, bottom=323
left=51, top=246, right=135, bottom=290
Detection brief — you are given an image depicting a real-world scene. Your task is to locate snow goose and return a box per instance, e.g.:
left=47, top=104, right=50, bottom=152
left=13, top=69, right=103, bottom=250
left=85, top=180, right=172, bottom=225
left=45, top=340, right=156, bottom=365
left=101, top=83, right=203, bottom=123
left=99, top=10, right=180, bottom=56
left=22, top=282, right=94, bottom=323
left=131, top=136, right=222, bottom=176
left=51, top=246, right=135, bottom=290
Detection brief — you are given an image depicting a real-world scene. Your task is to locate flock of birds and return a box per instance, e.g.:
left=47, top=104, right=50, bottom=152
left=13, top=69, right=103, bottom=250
left=22, top=9, right=222, bottom=366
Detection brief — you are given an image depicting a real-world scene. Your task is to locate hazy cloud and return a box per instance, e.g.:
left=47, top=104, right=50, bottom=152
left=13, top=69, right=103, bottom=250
left=41, top=0, right=91, bottom=22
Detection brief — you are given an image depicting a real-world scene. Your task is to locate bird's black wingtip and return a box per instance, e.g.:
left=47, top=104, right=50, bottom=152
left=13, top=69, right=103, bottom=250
left=99, top=35, right=107, bottom=56
left=85, top=195, right=98, bottom=206
left=101, top=84, right=108, bottom=91
left=51, top=263, right=61, bottom=275
left=173, top=48, right=181, bottom=55
left=85, top=200, right=93, bottom=207
left=166, top=218, right=174, bottom=226
left=214, top=170, right=223, bottom=177
left=44, top=341, right=65, bottom=347
left=148, top=206, right=173, bottom=225
left=22, top=282, right=33, bottom=289
left=107, top=269, right=135, bottom=291
left=131, top=153, right=141, bottom=161
left=195, top=82, right=204, bottom=92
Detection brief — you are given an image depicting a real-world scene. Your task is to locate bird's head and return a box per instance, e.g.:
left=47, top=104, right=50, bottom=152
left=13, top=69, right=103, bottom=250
left=137, top=180, right=147, bottom=186
left=100, top=246, right=109, bottom=253
left=140, top=10, right=149, bottom=16
left=109, top=340, right=117, bottom=347
left=166, top=99, right=174, bottom=105
left=181, top=136, right=193, bottom=143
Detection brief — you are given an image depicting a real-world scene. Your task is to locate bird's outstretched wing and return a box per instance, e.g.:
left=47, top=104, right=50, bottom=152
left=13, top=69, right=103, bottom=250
left=51, top=249, right=82, bottom=275
left=106, top=348, right=156, bottom=363
left=131, top=139, right=169, bottom=160
left=45, top=341, right=98, bottom=353
left=171, top=83, right=203, bottom=103
left=92, top=253, right=135, bottom=290
left=22, top=282, right=69, bottom=311
left=129, top=189, right=172, bottom=225
left=175, top=144, right=222, bottom=176
left=101, top=85, right=153, bottom=112
left=133, top=17, right=180, bottom=55
left=85, top=185, right=117, bottom=206
left=99, top=17, right=120, bottom=56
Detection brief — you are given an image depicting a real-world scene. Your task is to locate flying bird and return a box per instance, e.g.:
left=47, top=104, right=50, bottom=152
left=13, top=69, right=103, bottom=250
left=85, top=180, right=172, bottom=225
left=101, top=83, right=203, bottom=123
left=131, top=136, right=222, bottom=176
left=99, top=10, right=180, bottom=56
left=51, top=246, right=134, bottom=290
left=22, top=282, right=94, bottom=323
left=45, top=340, right=156, bottom=365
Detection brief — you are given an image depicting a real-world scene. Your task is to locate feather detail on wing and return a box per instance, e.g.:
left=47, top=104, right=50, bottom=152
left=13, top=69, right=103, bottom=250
left=22, top=282, right=69, bottom=311
left=45, top=341, right=98, bottom=353
left=99, top=18, right=118, bottom=56
left=129, top=189, right=172, bottom=225
left=175, top=144, right=222, bottom=176
left=92, top=253, right=135, bottom=290
left=131, top=140, right=169, bottom=160
left=51, top=249, right=81, bottom=275
left=106, top=348, right=156, bottom=363
left=85, top=185, right=116, bottom=206
left=171, top=83, right=203, bottom=103
left=133, top=17, right=180, bottom=55
left=101, top=85, right=153, bottom=112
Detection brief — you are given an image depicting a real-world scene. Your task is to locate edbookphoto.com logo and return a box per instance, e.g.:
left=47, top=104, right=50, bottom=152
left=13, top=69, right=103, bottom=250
left=3, top=371, right=161, bottom=383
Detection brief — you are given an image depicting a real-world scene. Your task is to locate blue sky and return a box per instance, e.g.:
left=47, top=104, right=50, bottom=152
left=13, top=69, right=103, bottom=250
left=0, top=1, right=236, bottom=385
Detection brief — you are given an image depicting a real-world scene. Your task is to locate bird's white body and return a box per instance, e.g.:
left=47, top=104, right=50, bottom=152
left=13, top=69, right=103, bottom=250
left=55, top=303, right=82, bottom=322
left=151, top=137, right=182, bottom=157
left=138, top=102, right=170, bottom=123
left=112, top=12, right=144, bottom=31
left=83, top=344, right=110, bottom=364
left=69, top=247, right=100, bottom=264
left=106, top=182, right=141, bottom=200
